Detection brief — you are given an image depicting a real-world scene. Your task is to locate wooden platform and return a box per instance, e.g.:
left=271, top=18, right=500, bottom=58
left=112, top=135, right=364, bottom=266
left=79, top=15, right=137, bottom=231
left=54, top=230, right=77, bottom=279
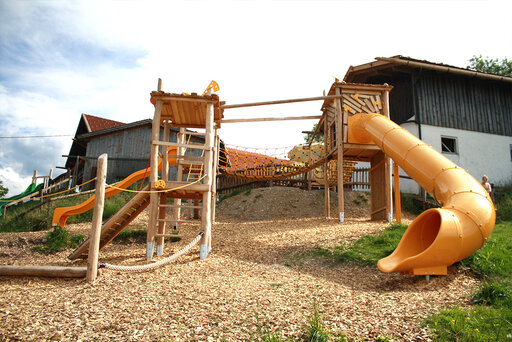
left=331, top=143, right=381, bottom=162
left=150, top=92, right=224, bottom=128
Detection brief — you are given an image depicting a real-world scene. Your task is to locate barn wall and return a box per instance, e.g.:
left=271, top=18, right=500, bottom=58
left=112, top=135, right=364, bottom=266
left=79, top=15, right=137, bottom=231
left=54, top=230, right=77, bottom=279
left=415, top=70, right=512, bottom=136
left=82, top=126, right=205, bottom=187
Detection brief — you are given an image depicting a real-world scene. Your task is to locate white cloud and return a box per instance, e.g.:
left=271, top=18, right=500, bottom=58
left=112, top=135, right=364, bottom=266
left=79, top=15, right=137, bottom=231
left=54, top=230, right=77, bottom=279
left=0, top=167, right=34, bottom=197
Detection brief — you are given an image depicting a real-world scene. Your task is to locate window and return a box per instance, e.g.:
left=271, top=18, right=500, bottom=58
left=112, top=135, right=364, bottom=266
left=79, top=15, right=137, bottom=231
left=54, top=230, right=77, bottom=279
left=441, top=136, right=457, bottom=154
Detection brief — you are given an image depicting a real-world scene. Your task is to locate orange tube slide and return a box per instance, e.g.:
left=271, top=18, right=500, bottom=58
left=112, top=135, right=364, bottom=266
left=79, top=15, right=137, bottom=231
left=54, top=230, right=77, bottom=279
left=349, top=113, right=495, bottom=275
left=52, top=147, right=177, bottom=227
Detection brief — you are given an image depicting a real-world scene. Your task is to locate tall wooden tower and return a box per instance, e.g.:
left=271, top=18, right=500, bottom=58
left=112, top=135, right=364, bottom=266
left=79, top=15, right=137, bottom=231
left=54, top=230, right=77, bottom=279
left=146, top=79, right=223, bottom=260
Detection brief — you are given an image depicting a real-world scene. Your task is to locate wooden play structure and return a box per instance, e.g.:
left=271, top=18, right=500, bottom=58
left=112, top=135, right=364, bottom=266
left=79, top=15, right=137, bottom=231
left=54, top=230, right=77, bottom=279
left=6, top=77, right=491, bottom=281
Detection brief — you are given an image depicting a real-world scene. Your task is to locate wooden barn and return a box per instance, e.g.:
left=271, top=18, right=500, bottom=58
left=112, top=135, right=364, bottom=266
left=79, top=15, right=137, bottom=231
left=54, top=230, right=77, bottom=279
left=64, top=115, right=204, bottom=189
left=344, top=55, right=512, bottom=193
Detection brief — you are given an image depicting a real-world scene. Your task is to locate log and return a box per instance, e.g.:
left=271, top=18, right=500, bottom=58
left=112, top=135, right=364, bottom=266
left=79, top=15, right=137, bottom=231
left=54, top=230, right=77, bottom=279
left=0, top=265, right=99, bottom=278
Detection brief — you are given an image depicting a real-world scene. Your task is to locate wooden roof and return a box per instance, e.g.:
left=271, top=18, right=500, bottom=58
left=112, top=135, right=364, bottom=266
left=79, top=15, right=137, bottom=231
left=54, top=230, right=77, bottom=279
left=150, top=92, right=224, bottom=128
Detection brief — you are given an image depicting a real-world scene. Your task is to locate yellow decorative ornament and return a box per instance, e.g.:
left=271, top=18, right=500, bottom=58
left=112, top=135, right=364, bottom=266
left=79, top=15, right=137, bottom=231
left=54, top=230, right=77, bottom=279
left=353, top=93, right=360, bottom=100
left=155, top=180, right=166, bottom=190
left=344, top=105, right=351, bottom=113
left=374, top=100, right=381, bottom=107
left=203, top=80, right=220, bottom=95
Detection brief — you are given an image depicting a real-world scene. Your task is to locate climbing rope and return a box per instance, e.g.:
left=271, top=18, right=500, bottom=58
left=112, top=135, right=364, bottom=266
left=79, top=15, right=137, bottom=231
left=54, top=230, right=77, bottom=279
left=0, top=177, right=97, bottom=203
left=100, top=232, right=203, bottom=272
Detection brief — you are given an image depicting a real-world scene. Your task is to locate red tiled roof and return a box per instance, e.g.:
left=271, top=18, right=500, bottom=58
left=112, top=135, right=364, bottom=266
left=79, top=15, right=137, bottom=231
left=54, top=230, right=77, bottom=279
left=83, top=114, right=125, bottom=132
left=224, top=147, right=293, bottom=171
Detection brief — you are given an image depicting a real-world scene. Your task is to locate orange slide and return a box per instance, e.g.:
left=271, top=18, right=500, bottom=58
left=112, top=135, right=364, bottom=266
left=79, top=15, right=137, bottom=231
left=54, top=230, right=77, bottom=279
left=52, top=147, right=177, bottom=227
left=349, top=113, right=495, bottom=275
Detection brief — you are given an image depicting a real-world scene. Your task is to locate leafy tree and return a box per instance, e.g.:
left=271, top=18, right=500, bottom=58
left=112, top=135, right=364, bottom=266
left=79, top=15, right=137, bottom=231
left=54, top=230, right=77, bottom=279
left=0, top=180, right=8, bottom=198
left=303, top=123, right=324, bottom=143
left=467, top=55, right=512, bottom=77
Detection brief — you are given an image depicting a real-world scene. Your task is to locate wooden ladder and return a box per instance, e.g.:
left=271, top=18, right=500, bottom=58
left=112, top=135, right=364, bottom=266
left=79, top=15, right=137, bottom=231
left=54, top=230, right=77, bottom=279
left=68, top=185, right=151, bottom=260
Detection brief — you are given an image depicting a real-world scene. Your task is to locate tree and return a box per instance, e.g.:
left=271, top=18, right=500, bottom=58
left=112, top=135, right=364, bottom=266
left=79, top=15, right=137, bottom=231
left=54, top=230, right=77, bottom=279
left=467, top=55, right=512, bottom=77
left=303, top=123, right=324, bottom=143
left=0, top=180, right=8, bottom=198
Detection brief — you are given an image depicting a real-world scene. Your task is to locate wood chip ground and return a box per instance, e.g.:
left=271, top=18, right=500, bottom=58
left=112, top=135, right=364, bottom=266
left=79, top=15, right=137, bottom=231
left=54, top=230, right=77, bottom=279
left=0, top=188, right=478, bottom=341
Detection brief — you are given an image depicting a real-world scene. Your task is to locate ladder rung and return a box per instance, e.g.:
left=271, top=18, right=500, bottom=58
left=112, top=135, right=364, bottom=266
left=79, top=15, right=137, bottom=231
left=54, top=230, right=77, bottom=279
left=159, top=204, right=202, bottom=209
left=154, top=234, right=198, bottom=238
left=156, top=219, right=201, bottom=223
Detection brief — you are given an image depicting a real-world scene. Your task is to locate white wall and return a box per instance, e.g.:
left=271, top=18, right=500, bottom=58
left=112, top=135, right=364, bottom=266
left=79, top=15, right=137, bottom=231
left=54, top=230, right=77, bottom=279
left=397, top=122, right=512, bottom=194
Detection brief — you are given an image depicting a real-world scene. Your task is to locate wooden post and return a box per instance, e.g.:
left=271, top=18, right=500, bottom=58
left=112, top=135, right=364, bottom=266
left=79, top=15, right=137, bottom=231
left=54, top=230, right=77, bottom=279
left=393, top=162, right=402, bottom=224
left=211, top=132, right=219, bottom=223
left=147, top=93, right=163, bottom=260
left=323, top=115, right=330, bottom=218
left=87, top=153, right=107, bottom=283
left=32, top=170, right=37, bottom=184
left=200, top=90, right=214, bottom=259
left=335, top=87, right=344, bottom=222
left=383, top=87, right=393, bottom=223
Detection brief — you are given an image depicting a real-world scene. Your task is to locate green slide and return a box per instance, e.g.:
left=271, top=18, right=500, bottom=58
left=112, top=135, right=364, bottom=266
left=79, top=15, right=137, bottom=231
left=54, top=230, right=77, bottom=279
left=0, top=183, right=44, bottom=217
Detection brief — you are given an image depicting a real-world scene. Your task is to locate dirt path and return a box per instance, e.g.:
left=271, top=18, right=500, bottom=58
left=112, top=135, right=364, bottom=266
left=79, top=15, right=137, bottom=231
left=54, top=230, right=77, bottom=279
left=0, top=188, right=477, bottom=341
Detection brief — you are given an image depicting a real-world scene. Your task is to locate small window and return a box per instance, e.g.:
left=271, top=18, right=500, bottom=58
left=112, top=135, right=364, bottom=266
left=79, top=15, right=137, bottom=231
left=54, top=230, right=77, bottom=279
left=441, top=136, right=457, bottom=154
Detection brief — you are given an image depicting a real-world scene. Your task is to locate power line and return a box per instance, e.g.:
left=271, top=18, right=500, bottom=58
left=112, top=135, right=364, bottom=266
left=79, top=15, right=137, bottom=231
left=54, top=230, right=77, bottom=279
left=0, top=134, right=73, bottom=139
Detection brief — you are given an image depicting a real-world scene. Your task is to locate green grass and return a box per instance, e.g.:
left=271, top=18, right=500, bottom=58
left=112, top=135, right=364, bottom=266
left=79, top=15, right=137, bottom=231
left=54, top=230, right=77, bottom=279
left=425, top=221, right=512, bottom=341
left=248, top=303, right=350, bottom=342
left=0, top=180, right=145, bottom=233
left=306, top=223, right=407, bottom=266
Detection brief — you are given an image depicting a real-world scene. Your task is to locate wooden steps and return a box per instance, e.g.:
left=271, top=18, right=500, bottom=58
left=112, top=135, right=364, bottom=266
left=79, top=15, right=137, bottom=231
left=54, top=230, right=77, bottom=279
left=68, top=185, right=151, bottom=260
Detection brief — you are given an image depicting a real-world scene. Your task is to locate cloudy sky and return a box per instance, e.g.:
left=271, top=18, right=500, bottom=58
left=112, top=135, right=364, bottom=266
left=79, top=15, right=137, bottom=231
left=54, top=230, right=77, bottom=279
left=0, top=0, right=510, bottom=195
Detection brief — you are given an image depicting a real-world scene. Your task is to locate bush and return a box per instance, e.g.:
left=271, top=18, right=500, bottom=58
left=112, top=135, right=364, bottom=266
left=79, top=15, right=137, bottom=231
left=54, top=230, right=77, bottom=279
left=495, top=191, right=512, bottom=222
left=36, top=227, right=85, bottom=253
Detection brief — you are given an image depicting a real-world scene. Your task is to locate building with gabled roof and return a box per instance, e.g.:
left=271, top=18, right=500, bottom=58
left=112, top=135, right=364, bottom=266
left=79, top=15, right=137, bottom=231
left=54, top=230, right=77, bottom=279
left=343, top=55, right=512, bottom=192
left=64, top=114, right=125, bottom=169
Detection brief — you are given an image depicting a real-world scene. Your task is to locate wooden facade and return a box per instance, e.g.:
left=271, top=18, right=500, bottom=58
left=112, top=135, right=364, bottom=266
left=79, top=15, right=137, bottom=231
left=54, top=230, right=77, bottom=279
left=344, top=55, right=512, bottom=136
left=75, top=119, right=203, bottom=188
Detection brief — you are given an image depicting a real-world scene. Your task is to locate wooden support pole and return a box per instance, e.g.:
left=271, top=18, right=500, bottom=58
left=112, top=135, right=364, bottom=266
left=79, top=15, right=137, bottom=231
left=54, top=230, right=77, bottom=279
left=87, top=153, right=107, bottom=283
left=335, top=87, right=344, bottom=222
left=394, top=162, right=402, bottom=224
left=383, top=87, right=393, bottom=223
left=323, top=115, right=330, bottom=219
left=211, top=132, right=219, bottom=224
left=147, top=98, right=162, bottom=260
left=200, top=90, right=214, bottom=260
left=32, top=170, right=37, bottom=184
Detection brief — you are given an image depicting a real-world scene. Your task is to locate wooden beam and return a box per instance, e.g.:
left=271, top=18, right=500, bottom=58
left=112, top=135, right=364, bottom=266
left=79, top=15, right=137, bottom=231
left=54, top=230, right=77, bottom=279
left=335, top=87, right=344, bottom=222
left=221, top=115, right=322, bottom=123
left=220, top=95, right=343, bottom=109
left=394, top=162, right=402, bottom=224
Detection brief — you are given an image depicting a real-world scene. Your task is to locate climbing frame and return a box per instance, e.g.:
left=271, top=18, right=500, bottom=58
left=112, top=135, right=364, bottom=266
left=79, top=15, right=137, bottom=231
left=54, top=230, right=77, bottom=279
left=146, top=79, right=223, bottom=260
left=319, top=82, right=394, bottom=222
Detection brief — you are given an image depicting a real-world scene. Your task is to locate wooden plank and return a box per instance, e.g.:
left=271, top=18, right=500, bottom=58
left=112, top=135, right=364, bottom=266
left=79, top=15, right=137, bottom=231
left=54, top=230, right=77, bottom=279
left=152, top=140, right=210, bottom=151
